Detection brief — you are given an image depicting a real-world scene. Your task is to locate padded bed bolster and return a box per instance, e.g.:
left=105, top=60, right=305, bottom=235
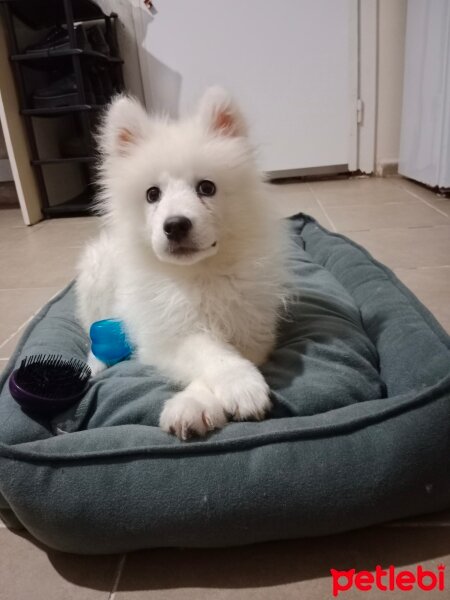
left=0, top=214, right=449, bottom=554
left=298, top=219, right=450, bottom=394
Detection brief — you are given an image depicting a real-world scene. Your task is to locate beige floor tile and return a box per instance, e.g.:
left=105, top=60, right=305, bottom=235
left=327, top=200, right=449, bottom=232
left=0, top=211, right=47, bottom=236
left=391, top=178, right=450, bottom=212
left=391, top=177, right=445, bottom=200
left=0, top=227, right=31, bottom=250
left=425, top=196, right=450, bottom=218
left=266, top=182, right=332, bottom=225
left=0, top=219, right=46, bottom=249
left=0, top=242, right=81, bottom=288
left=393, top=179, right=450, bottom=218
left=0, top=287, right=60, bottom=345
left=0, top=217, right=98, bottom=251
left=0, top=213, right=98, bottom=288
left=116, top=527, right=450, bottom=599
left=310, top=177, right=414, bottom=207
left=309, top=175, right=389, bottom=191
left=394, top=267, right=450, bottom=333
left=32, top=216, right=101, bottom=248
left=345, top=226, right=450, bottom=269
left=268, top=180, right=317, bottom=199
left=0, top=207, right=28, bottom=228
left=0, top=528, right=118, bottom=600
left=0, top=358, right=8, bottom=375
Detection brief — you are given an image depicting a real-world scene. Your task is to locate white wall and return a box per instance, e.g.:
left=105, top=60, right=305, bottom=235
left=376, top=0, right=407, bottom=174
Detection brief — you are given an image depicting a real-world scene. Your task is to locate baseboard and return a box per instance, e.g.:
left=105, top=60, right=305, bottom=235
left=376, top=160, right=399, bottom=177
left=265, top=164, right=350, bottom=180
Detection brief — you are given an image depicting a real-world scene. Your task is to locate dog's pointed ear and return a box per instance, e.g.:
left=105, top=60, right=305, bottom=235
left=100, top=95, right=150, bottom=156
left=198, top=87, right=248, bottom=138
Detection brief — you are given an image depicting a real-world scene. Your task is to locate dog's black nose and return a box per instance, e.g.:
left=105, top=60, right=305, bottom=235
left=163, top=216, right=192, bottom=242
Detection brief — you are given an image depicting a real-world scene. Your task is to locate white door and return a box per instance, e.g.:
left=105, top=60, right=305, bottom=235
left=137, top=0, right=358, bottom=175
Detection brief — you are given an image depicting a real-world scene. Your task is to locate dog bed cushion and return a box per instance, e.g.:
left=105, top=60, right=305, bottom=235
left=0, top=214, right=449, bottom=554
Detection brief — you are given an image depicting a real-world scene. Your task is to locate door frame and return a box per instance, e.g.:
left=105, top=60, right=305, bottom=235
left=357, top=0, right=378, bottom=174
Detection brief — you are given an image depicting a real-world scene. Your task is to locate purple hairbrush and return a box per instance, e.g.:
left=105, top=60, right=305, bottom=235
left=9, top=355, right=91, bottom=417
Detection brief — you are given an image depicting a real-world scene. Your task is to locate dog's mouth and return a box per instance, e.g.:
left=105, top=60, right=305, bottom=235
left=168, top=244, right=199, bottom=257
left=168, top=241, right=217, bottom=257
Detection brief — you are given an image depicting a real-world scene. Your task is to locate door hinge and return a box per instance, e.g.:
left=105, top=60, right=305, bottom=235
left=356, top=99, right=364, bottom=125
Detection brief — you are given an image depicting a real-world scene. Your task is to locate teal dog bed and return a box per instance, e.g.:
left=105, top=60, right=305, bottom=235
left=0, top=214, right=449, bottom=554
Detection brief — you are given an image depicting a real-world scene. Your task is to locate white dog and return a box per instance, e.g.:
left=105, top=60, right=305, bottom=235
left=76, top=88, right=289, bottom=439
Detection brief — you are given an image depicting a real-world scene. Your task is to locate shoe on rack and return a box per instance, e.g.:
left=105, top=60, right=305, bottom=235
left=86, top=64, right=106, bottom=104
left=104, top=25, right=119, bottom=57
left=25, top=26, right=69, bottom=54
left=97, top=64, right=115, bottom=102
left=32, top=74, right=95, bottom=109
left=24, top=25, right=91, bottom=54
left=87, top=25, right=110, bottom=55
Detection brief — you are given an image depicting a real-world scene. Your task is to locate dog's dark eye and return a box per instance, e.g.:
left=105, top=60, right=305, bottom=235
left=146, top=187, right=161, bottom=203
left=196, top=180, right=216, bottom=197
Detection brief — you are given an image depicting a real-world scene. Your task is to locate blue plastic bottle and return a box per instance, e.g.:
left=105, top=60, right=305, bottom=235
left=89, top=319, right=134, bottom=366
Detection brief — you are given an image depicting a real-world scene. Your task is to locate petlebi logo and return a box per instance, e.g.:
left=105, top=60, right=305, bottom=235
left=330, top=564, right=446, bottom=596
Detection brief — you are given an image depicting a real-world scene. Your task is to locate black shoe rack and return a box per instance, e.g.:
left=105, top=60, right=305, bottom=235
left=0, top=0, right=125, bottom=217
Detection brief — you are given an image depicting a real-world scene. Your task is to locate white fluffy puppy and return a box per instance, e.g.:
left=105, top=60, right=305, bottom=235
left=76, top=88, right=288, bottom=439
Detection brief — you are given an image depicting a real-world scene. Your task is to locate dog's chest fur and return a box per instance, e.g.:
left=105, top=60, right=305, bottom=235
left=118, top=263, right=280, bottom=365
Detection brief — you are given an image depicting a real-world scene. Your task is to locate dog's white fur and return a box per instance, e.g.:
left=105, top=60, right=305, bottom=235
left=76, top=87, right=289, bottom=439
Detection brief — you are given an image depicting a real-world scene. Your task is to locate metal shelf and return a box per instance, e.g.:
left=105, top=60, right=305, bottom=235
left=1, top=0, right=124, bottom=218
left=31, top=156, right=96, bottom=165
left=22, top=104, right=105, bottom=117
left=42, top=188, right=95, bottom=217
left=0, top=0, right=115, bottom=29
left=11, top=48, right=123, bottom=65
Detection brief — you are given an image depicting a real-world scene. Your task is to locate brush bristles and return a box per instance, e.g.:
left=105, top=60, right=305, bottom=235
left=15, top=355, right=91, bottom=400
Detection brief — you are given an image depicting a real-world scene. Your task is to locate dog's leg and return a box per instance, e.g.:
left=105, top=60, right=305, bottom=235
left=87, top=350, right=108, bottom=377
left=157, top=333, right=271, bottom=438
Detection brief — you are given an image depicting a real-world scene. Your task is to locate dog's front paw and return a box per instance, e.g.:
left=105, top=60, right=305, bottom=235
left=160, top=384, right=227, bottom=440
left=210, top=363, right=271, bottom=422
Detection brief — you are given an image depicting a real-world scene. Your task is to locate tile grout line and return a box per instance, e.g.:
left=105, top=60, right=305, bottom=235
left=0, top=287, right=64, bottom=352
left=417, top=264, right=450, bottom=269
left=307, top=184, right=338, bottom=232
left=393, top=265, right=450, bottom=272
left=109, top=553, right=127, bottom=600
left=0, top=287, right=63, bottom=292
left=399, top=184, right=450, bottom=218
left=0, top=316, right=34, bottom=351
